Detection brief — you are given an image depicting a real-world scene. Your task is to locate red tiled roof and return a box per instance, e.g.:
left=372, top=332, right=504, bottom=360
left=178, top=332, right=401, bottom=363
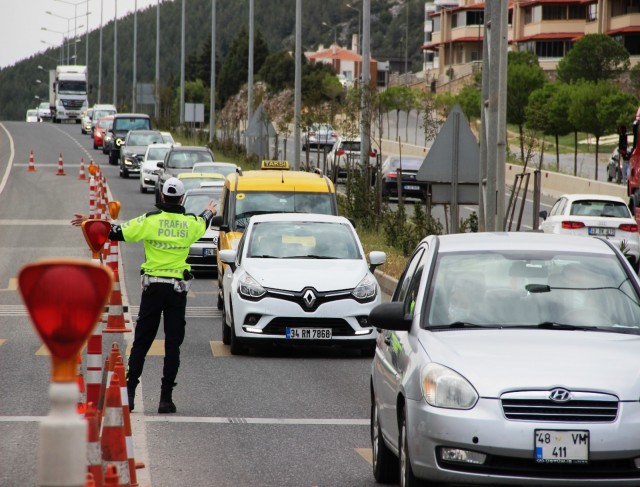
left=607, top=26, right=640, bottom=35
left=519, top=0, right=584, bottom=6
left=306, top=45, right=362, bottom=62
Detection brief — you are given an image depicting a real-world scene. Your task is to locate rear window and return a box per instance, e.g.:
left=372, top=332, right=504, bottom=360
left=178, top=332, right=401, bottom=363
left=147, top=147, right=170, bottom=161
left=113, top=117, right=151, bottom=131
left=94, top=109, right=116, bottom=120
left=128, top=133, right=164, bottom=146
left=387, top=158, right=424, bottom=170
left=167, top=151, right=213, bottom=169
left=340, top=141, right=361, bottom=152
left=570, top=200, right=631, bottom=218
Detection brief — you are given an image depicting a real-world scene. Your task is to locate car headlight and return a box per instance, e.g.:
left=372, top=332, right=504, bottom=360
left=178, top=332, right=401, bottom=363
left=421, top=363, right=478, bottom=410
left=238, top=273, right=266, bottom=300
left=352, top=273, right=377, bottom=301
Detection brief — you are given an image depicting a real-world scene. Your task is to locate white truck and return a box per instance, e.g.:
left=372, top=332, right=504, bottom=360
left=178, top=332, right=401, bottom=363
left=49, top=65, right=89, bottom=124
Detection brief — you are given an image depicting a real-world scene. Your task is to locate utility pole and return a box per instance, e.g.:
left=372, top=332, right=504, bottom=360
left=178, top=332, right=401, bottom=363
left=293, top=0, right=301, bottom=170
left=132, top=0, right=137, bottom=112
left=113, top=0, right=117, bottom=105
left=155, top=0, right=160, bottom=120
left=360, top=0, right=371, bottom=167
left=98, top=0, right=103, bottom=103
left=247, top=0, right=255, bottom=148
left=210, top=0, right=216, bottom=144
left=180, top=0, right=185, bottom=124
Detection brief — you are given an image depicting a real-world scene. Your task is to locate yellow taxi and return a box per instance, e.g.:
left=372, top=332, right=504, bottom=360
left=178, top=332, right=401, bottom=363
left=212, top=160, right=338, bottom=308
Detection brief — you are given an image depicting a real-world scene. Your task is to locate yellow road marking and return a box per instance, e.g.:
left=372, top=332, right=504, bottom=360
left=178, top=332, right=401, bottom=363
left=0, top=278, right=17, bottom=292
left=0, top=339, right=5, bottom=347
left=356, top=448, right=373, bottom=465
left=126, top=340, right=165, bottom=356
left=210, top=341, right=231, bottom=357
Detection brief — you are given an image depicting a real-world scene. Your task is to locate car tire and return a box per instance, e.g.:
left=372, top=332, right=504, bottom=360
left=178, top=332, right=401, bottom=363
left=360, top=342, right=376, bottom=357
left=109, top=151, right=118, bottom=166
left=139, top=184, right=146, bottom=194
left=221, top=298, right=231, bottom=345
left=630, top=191, right=640, bottom=215
left=371, top=397, right=399, bottom=484
left=93, top=141, right=98, bottom=150
left=217, top=288, right=223, bottom=310
left=228, top=303, right=246, bottom=355
left=399, top=411, right=421, bottom=487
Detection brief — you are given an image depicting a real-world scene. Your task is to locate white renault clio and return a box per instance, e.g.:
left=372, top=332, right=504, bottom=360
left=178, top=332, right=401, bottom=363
left=219, top=213, right=386, bottom=355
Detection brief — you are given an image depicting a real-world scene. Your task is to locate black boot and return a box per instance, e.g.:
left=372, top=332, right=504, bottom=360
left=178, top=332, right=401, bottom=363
left=158, top=381, right=177, bottom=414
left=126, top=377, right=139, bottom=412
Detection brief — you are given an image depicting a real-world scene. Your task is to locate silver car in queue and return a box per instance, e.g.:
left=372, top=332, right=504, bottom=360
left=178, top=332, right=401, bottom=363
left=370, top=231, right=640, bottom=486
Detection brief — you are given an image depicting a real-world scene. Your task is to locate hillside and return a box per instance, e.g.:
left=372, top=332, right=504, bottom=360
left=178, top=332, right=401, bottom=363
left=0, top=0, right=426, bottom=121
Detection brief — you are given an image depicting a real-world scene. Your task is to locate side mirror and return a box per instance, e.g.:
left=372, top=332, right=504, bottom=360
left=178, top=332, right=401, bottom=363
left=157, top=162, right=164, bottom=169
left=370, top=302, right=411, bottom=331
left=211, top=215, right=223, bottom=227
left=219, top=249, right=237, bottom=272
left=539, top=210, right=548, bottom=221
left=368, top=251, right=386, bottom=273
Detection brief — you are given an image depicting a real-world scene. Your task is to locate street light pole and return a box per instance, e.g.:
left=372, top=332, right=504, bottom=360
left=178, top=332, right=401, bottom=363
left=247, top=0, right=254, bottom=140
left=322, top=21, right=337, bottom=46
left=113, top=0, right=118, bottom=105
left=293, top=0, right=301, bottom=170
left=133, top=0, right=138, bottom=112
left=209, top=0, right=216, bottom=144
left=346, top=3, right=360, bottom=56
left=155, top=0, right=160, bottom=120
left=180, top=0, right=185, bottom=124
left=98, top=0, right=103, bottom=102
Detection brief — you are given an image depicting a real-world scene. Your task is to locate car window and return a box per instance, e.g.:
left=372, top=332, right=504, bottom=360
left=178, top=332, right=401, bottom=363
left=181, top=178, right=222, bottom=193
left=425, top=250, right=639, bottom=329
left=147, top=147, right=169, bottom=161
left=128, top=133, right=163, bottom=146
left=387, top=158, right=423, bottom=171
left=233, top=192, right=334, bottom=230
left=247, top=221, right=361, bottom=259
left=393, top=246, right=425, bottom=302
left=341, top=141, right=361, bottom=152
left=183, top=191, right=222, bottom=215
left=94, top=109, right=116, bottom=120
left=570, top=200, right=631, bottom=218
left=114, top=117, right=150, bottom=131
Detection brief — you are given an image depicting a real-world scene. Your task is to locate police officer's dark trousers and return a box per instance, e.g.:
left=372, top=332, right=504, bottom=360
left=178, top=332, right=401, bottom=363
left=127, top=282, right=187, bottom=410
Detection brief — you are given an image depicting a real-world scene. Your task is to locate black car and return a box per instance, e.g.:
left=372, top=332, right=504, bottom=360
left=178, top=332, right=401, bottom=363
left=119, top=130, right=164, bottom=178
left=379, top=155, right=427, bottom=199
left=107, top=113, right=152, bottom=166
left=155, top=146, right=215, bottom=202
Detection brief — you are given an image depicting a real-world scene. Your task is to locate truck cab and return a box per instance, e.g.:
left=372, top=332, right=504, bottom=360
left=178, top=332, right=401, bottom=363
left=50, top=65, right=88, bottom=124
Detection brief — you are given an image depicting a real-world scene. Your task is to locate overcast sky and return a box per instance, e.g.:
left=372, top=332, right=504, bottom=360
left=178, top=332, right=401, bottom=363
left=0, top=0, right=160, bottom=69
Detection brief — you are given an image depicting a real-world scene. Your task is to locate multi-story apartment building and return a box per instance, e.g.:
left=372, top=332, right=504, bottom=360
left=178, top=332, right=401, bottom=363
left=423, top=0, right=640, bottom=91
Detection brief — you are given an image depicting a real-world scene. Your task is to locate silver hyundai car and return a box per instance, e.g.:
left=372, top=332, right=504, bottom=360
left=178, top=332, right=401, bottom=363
left=370, top=231, right=640, bottom=486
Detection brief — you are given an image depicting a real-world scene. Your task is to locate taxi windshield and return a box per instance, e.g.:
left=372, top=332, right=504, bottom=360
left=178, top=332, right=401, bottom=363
left=233, top=192, right=333, bottom=230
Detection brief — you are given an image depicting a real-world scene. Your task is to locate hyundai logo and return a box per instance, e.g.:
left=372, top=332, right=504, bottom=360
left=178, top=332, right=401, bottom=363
left=302, top=289, right=316, bottom=308
left=548, top=388, right=572, bottom=402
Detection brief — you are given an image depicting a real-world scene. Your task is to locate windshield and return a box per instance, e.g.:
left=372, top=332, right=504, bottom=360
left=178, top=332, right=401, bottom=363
left=425, top=250, right=640, bottom=332
left=233, top=192, right=334, bottom=230
left=387, top=157, right=424, bottom=171
left=146, top=147, right=169, bottom=161
left=183, top=191, right=223, bottom=215
left=341, top=141, right=361, bottom=152
left=94, top=109, right=116, bottom=120
left=128, top=133, right=163, bottom=146
left=180, top=177, right=223, bottom=193
left=167, top=151, right=214, bottom=169
left=113, top=117, right=151, bottom=131
left=58, top=80, right=86, bottom=94
left=248, top=221, right=361, bottom=259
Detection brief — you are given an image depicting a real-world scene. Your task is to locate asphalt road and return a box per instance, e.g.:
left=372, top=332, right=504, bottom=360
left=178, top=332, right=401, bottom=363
left=0, top=121, right=391, bottom=487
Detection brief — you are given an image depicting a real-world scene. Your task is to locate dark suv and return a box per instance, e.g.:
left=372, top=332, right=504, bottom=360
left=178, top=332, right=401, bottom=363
left=155, top=146, right=215, bottom=202
left=119, top=130, right=164, bottom=178
left=107, top=113, right=152, bottom=166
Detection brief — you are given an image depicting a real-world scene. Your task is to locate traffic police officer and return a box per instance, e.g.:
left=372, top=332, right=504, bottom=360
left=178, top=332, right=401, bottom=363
left=72, top=177, right=216, bottom=413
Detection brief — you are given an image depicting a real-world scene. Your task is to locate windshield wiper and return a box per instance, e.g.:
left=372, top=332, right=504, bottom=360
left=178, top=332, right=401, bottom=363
left=290, top=254, right=337, bottom=259
left=535, top=322, right=592, bottom=331
left=250, top=254, right=281, bottom=259
left=431, top=322, right=501, bottom=329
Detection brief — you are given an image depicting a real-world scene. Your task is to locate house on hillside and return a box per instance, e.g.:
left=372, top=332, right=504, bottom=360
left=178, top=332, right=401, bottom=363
left=422, top=0, right=640, bottom=93
left=305, top=37, right=389, bottom=88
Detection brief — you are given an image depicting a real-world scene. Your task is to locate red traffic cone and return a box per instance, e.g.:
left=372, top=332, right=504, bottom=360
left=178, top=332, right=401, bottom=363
left=56, top=152, right=66, bottom=176
left=100, top=375, right=132, bottom=486
left=104, top=268, right=131, bottom=333
left=86, top=404, right=104, bottom=487
left=79, top=157, right=87, bottom=180
left=103, top=464, right=125, bottom=486
left=114, top=360, right=139, bottom=486
left=76, top=354, right=87, bottom=415
left=27, top=150, right=36, bottom=172
left=85, top=473, right=96, bottom=487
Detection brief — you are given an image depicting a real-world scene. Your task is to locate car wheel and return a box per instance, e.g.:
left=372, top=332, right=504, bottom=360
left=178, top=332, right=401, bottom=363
left=139, top=184, right=146, bottom=194
left=371, top=396, right=399, bottom=483
left=217, top=287, right=223, bottom=310
left=631, top=191, right=640, bottom=215
left=228, top=303, right=245, bottom=355
left=221, top=298, right=230, bottom=345
left=360, top=342, right=376, bottom=357
left=109, top=151, right=118, bottom=166
left=93, top=141, right=98, bottom=150
left=399, top=412, right=421, bottom=487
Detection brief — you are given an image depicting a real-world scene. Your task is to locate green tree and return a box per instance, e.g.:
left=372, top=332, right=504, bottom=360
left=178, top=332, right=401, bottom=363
left=456, top=84, right=481, bottom=121
left=258, top=50, right=295, bottom=93
left=629, top=62, right=640, bottom=98
left=556, top=34, right=630, bottom=84
left=218, top=27, right=269, bottom=105
left=506, top=52, right=546, bottom=162
left=568, top=81, right=618, bottom=180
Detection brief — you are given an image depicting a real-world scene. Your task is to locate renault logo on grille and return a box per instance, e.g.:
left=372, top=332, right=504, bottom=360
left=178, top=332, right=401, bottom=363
left=302, top=289, right=316, bottom=308
left=549, top=388, right=572, bottom=402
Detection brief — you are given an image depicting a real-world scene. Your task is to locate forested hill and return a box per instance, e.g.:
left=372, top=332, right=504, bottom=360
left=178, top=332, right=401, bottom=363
left=0, top=0, right=425, bottom=120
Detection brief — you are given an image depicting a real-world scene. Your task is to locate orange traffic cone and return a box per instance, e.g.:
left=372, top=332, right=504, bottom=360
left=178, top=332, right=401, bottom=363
left=27, top=150, right=36, bottom=172
left=100, top=374, right=132, bottom=486
left=86, top=404, right=104, bottom=487
left=103, top=464, right=125, bottom=487
left=114, top=360, right=139, bottom=487
left=76, top=354, right=87, bottom=415
left=56, top=152, right=66, bottom=176
left=98, top=343, right=123, bottom=422
left=86, top=472, right=96, bottom=487
left=104, top=268, right=131, bottom=333
left=79, top=158, right=87, bottom=180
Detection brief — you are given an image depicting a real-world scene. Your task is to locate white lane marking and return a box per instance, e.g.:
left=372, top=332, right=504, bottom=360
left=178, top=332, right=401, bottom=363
left=52, top=124, right=95, bottom=163
left=0, top=416, right=369, bottom=426
left=0, top=123, right=15, bottom=196
left=145, top=417, right=369, bottom=425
